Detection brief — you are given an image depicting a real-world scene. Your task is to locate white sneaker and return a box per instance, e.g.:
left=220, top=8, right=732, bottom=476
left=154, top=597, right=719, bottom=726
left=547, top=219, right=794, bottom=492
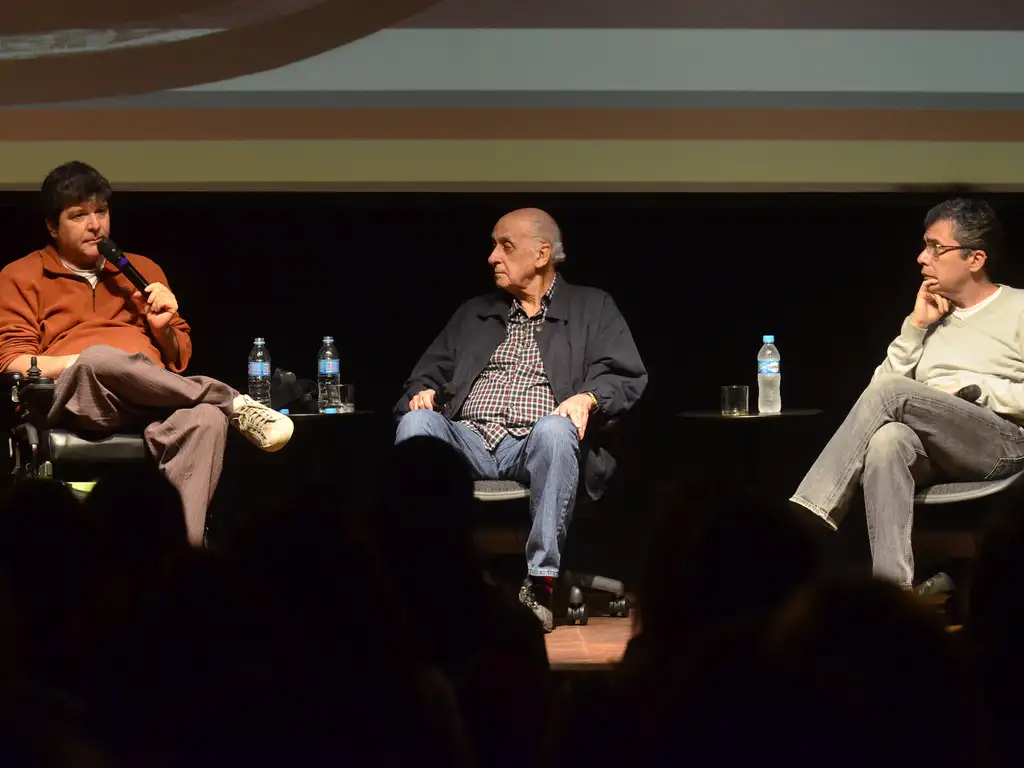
left=230, top=395, right=294, bottom=452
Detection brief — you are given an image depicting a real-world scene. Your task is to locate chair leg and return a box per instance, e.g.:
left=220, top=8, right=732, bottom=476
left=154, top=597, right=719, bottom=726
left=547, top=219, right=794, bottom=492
left=607, top=595, right=630, bottom=617
left=563, top=571, right=632, bottom=618
left=566, top=585, right=589, bottom=626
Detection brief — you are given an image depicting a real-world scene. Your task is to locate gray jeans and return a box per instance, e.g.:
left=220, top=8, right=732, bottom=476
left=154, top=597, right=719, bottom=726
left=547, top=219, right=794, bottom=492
left=791, top=374, right=1024, bottom=588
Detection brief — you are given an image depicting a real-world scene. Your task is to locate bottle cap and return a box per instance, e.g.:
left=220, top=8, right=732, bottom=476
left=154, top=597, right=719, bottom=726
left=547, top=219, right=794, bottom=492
left=323, top=336, right=334, bottom=343
left=254, top=337, right=265, bottom=343
left=762, top=334, right=775, bottom=343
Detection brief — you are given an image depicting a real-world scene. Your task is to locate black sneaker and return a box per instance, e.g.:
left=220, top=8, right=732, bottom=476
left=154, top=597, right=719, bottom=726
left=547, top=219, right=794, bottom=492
left=519, top=582, right=554, bottom=633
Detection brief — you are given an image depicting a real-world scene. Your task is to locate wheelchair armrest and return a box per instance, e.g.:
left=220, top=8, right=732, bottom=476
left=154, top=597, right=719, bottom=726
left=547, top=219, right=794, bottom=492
left=1, top=369, right=55, bottom=398
left=19, top=379, right=55, bottom=397
left=17, top=378, right=56, bottom=420
left=0, top=368, right=55, bottom=430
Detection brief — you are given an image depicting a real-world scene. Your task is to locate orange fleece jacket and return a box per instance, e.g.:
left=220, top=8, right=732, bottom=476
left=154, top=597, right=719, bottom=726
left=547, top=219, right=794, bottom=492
left=0, top=245, right=192, bottom=374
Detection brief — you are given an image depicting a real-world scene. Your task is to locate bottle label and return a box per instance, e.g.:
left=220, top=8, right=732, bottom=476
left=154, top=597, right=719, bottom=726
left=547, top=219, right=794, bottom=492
left=318, top=359, right=340, bottom=375
left=248, top=362, right=271, bottom=376
left=757, top=360, right=780, bottom=375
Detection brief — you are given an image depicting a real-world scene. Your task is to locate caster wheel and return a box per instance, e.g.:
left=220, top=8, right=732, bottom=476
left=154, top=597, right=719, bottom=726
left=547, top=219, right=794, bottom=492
left=567, top=603, right=589, bottom=626
left=608, top=596, right=629, bottom=617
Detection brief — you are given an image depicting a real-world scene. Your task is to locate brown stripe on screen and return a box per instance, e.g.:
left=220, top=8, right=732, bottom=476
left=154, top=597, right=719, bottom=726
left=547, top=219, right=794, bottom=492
left=4, top=109, right=1024, bottom=142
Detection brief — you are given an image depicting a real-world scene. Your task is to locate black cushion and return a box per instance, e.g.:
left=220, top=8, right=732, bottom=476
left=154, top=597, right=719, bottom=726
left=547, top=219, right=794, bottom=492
left=47, top=429, right=148, bottom=463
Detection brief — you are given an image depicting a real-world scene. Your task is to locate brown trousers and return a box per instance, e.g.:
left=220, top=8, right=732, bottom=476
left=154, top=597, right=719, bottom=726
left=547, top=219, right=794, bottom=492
left=49, top=345, right=238, bottom=545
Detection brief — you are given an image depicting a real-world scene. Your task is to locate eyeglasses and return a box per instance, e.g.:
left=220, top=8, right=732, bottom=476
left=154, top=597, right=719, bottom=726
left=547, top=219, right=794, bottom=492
left=922, top=243, right=974, bottom=257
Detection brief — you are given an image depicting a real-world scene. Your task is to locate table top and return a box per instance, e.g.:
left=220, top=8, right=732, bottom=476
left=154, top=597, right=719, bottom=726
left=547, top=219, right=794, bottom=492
left=285, top=410, right=374, bottom=418
left=678, top=408, right=823, bottom=419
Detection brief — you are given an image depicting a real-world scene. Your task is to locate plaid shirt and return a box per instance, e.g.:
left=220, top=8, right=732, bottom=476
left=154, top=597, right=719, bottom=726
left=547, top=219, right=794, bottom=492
left=460, top=275, right=560, bottom=451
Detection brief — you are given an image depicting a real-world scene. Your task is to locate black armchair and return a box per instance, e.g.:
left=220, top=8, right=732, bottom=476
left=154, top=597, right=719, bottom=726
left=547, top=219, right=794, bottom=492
left=0, top=358, right=147, bottom=492
left=912, top=469, right=1024, bottom=607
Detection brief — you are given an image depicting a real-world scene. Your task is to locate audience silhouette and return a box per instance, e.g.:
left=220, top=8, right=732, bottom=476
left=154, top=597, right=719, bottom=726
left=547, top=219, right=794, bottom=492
left=0, top=453, right=1013, bottom=767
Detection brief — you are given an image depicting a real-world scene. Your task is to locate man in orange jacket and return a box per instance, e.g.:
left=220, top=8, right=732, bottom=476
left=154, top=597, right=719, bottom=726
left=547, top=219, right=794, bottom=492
left=0, top=161, right=293, bottom=543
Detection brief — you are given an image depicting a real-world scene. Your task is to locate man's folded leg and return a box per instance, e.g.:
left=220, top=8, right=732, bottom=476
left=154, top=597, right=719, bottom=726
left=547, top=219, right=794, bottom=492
left=792, top=374, right=1024, bottom=529
left=47, top=345, right=294, bottom=545
left=51, top=344, right=293, bottom=451
left=792, top=374, right=1024, bottom=586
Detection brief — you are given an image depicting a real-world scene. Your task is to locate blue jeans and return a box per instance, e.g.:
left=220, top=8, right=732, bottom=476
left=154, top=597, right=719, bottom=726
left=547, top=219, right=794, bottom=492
left=792, top=374, right=1024, bottom=588
left=395, top=411, right=580, bottom=577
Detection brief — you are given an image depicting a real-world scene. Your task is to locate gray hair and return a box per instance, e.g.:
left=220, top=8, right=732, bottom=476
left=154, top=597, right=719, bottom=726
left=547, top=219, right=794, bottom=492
left=924, top=197, right=1003, bottom=275
left=530, top=209, right=565, bottom=265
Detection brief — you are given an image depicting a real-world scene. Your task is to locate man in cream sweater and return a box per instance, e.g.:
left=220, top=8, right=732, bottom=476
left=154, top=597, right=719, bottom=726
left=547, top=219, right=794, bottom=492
left=791, top=198, right=1024, bottom=589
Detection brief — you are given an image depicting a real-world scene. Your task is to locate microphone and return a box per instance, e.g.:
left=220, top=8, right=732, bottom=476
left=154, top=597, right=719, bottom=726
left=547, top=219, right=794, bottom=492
left=97, top=238, right=150, bottom=295
left=954, top=384, right=982, bottom=403
left=434, top=382, right=458, bottom=413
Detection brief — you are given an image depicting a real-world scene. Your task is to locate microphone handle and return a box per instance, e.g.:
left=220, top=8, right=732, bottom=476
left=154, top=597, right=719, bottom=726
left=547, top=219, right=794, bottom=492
left=954, top=384, right=982, bottom=404
left=113, top=257, right=151, bottom=294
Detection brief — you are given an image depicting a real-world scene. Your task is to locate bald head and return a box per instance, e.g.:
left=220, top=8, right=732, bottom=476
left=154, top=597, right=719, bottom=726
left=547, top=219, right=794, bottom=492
left=504, top=208, right=565, bottom=265
left=489, top=207, right=564, bottom=300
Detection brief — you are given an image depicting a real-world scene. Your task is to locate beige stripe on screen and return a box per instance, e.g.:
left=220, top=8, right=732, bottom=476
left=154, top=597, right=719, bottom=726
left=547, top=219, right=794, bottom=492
left=1, top=140, right=1024, bottom=189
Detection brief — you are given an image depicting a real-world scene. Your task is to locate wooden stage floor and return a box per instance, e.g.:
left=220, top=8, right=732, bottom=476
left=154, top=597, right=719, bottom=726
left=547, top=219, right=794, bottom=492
left=544, top=616, right=633, bottom=670
left=543, top=611, right=960, bottom=673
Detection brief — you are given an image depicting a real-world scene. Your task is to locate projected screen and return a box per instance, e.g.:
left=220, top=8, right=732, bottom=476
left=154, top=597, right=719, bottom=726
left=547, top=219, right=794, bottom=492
left=1, top=0, right=1022, bottom=190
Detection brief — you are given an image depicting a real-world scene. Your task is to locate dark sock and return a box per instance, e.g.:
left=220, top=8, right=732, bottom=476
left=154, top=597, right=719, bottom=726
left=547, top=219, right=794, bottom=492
left=529, top=575, right=555, bottom=609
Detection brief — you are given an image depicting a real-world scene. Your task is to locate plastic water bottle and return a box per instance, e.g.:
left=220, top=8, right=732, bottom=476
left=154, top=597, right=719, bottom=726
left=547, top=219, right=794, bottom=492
left=757, top=334, right=781, bottom=414
left=317, top=336, right=341, bottom=413
left=247, top=337, right=272, bottom=407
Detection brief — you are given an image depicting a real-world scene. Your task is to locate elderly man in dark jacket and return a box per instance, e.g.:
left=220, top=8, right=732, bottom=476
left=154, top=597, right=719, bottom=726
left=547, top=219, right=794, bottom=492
left=395, top=208, right=647, bottom=631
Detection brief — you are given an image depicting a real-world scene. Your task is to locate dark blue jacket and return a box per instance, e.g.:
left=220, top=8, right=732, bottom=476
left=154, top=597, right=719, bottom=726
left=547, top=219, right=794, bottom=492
left=394, top=277, right=648, bottom=499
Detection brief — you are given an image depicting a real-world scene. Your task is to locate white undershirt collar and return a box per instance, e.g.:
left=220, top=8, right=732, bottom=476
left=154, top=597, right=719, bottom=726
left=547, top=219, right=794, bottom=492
left=953, top=286, right=1002, bottom=319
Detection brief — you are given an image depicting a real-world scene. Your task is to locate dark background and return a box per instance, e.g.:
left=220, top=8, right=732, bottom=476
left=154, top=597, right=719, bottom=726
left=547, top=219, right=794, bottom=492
left=2, top=190, right=1018, bottom=583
